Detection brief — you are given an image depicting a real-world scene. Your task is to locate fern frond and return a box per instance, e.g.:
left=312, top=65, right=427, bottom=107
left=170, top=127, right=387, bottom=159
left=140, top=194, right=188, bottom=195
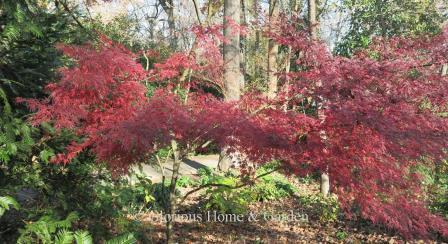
left=54, top=229, right=74, bottom=244
left=74, top=231, right=93, bottom=244
left=3, top=24, right=20, bottom=40
left=0, top=196, right=20, bottom=217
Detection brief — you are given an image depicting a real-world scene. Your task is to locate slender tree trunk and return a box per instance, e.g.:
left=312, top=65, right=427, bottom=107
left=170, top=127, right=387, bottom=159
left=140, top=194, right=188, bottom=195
left=160, top=0, right=177, bottom=49
left=165, top=140, right=181, bottom=243
left=320, top=172, right=330, bottom=197
left=308, top=0, right=317, bottom=40
left=218, top=150, right=232, bottom=171
left=254, top=0, right=262, bottom=79
left=307, top=0, right=329, bottom=197
left=283, top=0, right=300, bottom=111
left=241, top=0, right=247, bottom=90
left=219, top=0, right=243, bottom=171
left=267, top=0, right=279, bottom=99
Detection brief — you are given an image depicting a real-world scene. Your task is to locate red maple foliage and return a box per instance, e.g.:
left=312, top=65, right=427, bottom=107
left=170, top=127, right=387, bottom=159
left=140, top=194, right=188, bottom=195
left=21, top=22, right=448, bottom=239
left=272, top=18, right=448, bottom=238
left=18, top=36, right=148, bottom=164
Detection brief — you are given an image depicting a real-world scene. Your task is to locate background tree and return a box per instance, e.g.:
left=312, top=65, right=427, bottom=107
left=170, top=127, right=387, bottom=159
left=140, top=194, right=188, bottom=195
left=219, top=0, right=244, bottom=171
left=335, top=0, right=448, bottom=56
left=267, top=0, right=279, bottom=99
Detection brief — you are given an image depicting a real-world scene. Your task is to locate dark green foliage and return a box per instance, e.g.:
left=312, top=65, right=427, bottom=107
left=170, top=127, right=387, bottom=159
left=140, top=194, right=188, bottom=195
left=0, top=1, right=165, bottom=243
left=152, top=181, right=180, bottom=210
left=0, top=0, right=89, bottom=102
left=335, top=0, right=447, bottom=56
left=0, top=89, right=34, bottom=167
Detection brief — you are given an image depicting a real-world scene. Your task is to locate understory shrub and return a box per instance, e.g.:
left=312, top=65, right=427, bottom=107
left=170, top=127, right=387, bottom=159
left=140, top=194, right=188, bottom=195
left=197, top=165, right=298, bottom=214
left=299, top=194, right=340, bottom=223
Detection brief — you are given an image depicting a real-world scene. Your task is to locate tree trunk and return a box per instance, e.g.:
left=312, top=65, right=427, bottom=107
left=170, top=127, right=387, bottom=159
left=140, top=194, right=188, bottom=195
left=218, top=149, right=232, bottom=171
left=442, top=64, right=448, bottom=76
left=253, top=0, right=262, bottom=79
left=165, top=140, right=181, bottom=243
left=308, top=0, right=317, bottom=40
left=223, top=0, right=242, bottom=101
left=160, top=0, right=177, bottom=50
left=219, top=0, right=243, bottom=171
left=267, top=0, right=279, bottom=99
left=283, top=0, right=300, bottom=111
left=241, top=0, right=247, bottom=90
left=308, top=0, right=329, bottom=197
left=320, top=172, right=330, bottom=197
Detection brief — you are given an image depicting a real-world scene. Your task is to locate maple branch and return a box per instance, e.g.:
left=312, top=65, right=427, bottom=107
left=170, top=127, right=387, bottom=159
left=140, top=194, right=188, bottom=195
left=180, top=167, right=280, bottom=203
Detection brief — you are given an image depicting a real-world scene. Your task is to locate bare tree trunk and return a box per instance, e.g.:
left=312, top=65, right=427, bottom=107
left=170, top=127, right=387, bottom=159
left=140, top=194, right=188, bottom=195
left=307, top=0, right=329, bottom=197
left=253, top=0, right=262, bottom=80
left=267, top=0, right=279, bottom=99
left=219, top=0, right=243, bottom=171
left=283, top=0, right=300, bottom=111
left=308, top=0, right=318, bottom=40
left=165, top=140, right=181, bottom=243
left=320, top=172, right=330, bottom=197
left=160, top=0, right=177, bottom=49
left=218, top=150, right=232, bottom=171
left=241, top=0, right=247, bottom=90
left=223, top=0, right=242, bottom=101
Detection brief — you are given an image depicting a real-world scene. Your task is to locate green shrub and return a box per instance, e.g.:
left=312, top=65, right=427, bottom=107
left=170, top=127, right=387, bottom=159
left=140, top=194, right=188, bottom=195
left=198, top=165, right=297, bottom=214
left=299, top=194, right=340, bottom=223
left=176, top=175, right=197, bottom=188
left=249, top=167, right=297, bottom=201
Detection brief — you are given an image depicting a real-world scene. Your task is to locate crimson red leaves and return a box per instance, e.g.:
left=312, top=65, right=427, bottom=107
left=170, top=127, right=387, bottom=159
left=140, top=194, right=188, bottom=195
left=19, top=37, right=147, bottom=164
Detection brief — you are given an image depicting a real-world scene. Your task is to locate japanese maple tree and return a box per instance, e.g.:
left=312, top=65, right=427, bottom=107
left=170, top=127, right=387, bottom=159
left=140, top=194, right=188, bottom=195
left=21, top=20, right=448, bottom=240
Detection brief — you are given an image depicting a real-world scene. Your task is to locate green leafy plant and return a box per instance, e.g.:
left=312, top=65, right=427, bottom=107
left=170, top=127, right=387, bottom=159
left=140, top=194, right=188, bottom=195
left=299, top=195, right=340, bottom=223
left=0, top=195, right=20, bottom=217
left=17, top=211, right=91, bottom=244
left=198, top=165, right=297, bottom=214
left=73, top=231, right=94, bottom=244
left=335, top=230, right=348, bottom=240
left=176, top=175, right=197, bottom=188
left=249, top=167, right=297, bottom=201
left=197, top=168, right=252, bottom=214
